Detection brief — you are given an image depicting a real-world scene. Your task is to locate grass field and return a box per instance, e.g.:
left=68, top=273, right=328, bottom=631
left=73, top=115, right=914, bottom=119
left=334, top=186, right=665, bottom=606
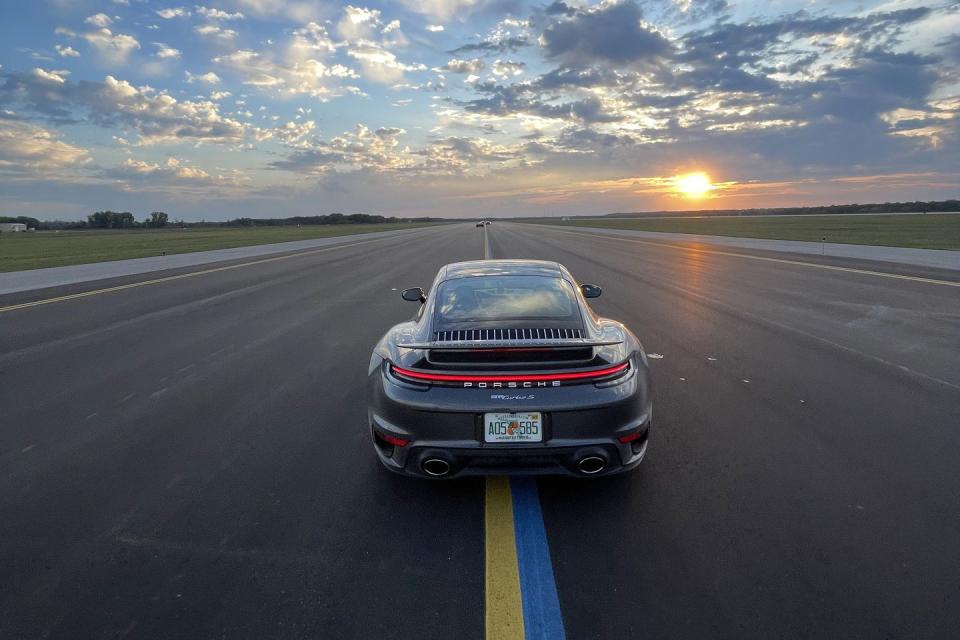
left=0, top=223, right=437, bottom=272
left=522, top=213, right=960, bottom=250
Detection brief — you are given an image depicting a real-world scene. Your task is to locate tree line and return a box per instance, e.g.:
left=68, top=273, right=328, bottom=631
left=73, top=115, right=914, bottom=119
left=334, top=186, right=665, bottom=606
left=86, top=211, right=170, bottom=228
left=1, top=211, right=437, bottom=230
left=0, top=212, right=170, bottom=230
left=0, top=216, right=42, bottom=228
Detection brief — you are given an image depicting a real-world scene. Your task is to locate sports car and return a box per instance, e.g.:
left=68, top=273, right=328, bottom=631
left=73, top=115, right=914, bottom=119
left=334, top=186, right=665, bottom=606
left=367, top=260, right=652, bottom=478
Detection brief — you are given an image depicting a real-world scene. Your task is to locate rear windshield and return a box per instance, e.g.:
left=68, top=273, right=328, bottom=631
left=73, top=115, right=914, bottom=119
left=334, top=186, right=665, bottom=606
left=434, top=275, right=580, bottom=325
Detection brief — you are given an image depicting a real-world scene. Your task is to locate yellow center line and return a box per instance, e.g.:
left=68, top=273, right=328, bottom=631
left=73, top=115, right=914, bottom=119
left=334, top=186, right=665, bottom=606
left=537, top=226, right=960, bottom=287
left=0, top=234, right=398, bottom=314
left=485, top=476, right=525, bottom=640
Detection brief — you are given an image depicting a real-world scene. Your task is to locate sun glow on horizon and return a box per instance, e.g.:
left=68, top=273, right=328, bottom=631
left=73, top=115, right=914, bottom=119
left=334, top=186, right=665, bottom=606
left=674, top=172, right=713, bottom=198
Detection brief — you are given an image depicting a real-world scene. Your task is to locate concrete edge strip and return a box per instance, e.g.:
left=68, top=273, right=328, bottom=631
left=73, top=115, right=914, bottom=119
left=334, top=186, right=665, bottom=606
left=0, top=234, right=396, bottom=314
left=540, top=226, right=960, bottom=287
left=0, top=225, right=442, bottom=295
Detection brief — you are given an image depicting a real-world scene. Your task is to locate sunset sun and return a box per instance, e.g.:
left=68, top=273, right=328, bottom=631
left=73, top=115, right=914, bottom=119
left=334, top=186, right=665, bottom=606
left=674, top=172, right=713, bottom=198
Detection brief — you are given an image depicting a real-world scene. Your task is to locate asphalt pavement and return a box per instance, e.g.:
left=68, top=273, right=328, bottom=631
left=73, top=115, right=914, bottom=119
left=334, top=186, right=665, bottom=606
left=541, top=225, right=960, bottom=271
left=1, top=222, right=958, bottom=639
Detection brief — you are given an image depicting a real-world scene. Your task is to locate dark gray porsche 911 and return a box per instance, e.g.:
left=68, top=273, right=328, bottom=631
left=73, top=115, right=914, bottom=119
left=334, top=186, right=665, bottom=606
left=367, top=260, right=652, bottom=478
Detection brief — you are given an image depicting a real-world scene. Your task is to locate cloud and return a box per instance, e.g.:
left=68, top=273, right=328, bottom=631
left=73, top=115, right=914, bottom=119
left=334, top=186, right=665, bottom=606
left=541, top=0, right=671, bottom=65
left=156, top=7, right=191, bottom=19
left=804, top=50, right=939, bottom=121
left=454, top=77, right=628, bottom=125
left=72, top=27, right=141, bottom=63
left=337, top=5, right=384, bottom=42
left=55, top=45, right=80, bottom=57
left=667, top=8, right=935, bottom=99
left=98, top=76, right=249, bottom=143
left=669, top=0, right=729, bottom=23
left=330, top=5, right=426, bottom=84
left=270, top=123, right=412, bottom=173
left=195, top=6, right=244, bottom=20
left=153, top=43, right=181, bottom=59
left=347, top=43, right=425, bottom=84
left=0, top=119, right=91, bottom=178
left=398, top=0, right=493, bottom=21
left=221, top=0, right=327, bottom=22
left=213, top=42, right=358, bottom=98
left=55, top=22, right=140, bottom=63
left=438, top=58, right=485, bottom=74
left=544, top=1, right=575, bottom=17
left=426, top=25, right=444, bottom=32
left=273, top=119, right=317, bottom=147
left=195, top=24, right=238, bottom=40
left=269, top=121, right=530, bottom=178
left=185, top=70, right=221, bottom=84
left=444, top=3, right=949, bottom=148
left=0, top=70, right=252, bottom=144
left=32, top=67, right=70, bottom=84
left=288, top=20, right=338, bottom=57
left=491, top=59, right=524, bottom=77
left=103, top=156, right=249, bottom=189
left=448, top=15, right=530, bottom=60
left=880, top=96, right=959, bottom=149
left=419, top=136, right=524, bottom=171
left=450, top=36, right=528, bottom=55
left=84, top=13, right=113, bottom=28
left=109, top=156, right=212, bottom=180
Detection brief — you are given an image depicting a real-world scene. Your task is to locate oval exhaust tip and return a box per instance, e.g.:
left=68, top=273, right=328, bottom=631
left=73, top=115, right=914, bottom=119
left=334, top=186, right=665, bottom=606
left=422, top=458, right=451, bottom=477
left=577, top=456, right=606, bottom=475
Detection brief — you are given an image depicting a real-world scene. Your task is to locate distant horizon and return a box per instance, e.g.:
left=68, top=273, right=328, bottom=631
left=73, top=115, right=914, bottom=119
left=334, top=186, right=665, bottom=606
left=6, top=198, right=960, bottom=225
left=1, top=0, right=958, bottom=220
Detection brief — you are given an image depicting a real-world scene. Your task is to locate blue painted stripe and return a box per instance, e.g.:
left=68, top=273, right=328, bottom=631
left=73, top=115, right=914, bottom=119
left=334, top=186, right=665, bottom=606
left=510, top=478, right=567, bottom=640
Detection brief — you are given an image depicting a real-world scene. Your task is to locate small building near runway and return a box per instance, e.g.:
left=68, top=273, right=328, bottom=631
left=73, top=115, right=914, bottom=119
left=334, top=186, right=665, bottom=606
left=0, top=223, right=27, bottom=233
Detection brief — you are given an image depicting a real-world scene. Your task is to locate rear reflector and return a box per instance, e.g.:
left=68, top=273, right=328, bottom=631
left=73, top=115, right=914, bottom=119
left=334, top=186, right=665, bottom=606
left=376, top=431, right=409, bottom=447
left=390, top=361, right=629, bottom=384
left=617, top=431, right=643, bottom=444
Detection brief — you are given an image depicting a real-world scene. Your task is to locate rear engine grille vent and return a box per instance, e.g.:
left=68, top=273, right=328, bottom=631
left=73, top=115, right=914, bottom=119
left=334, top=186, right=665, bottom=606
left=429, top=347, right=595, bottom=365
left=433, top=328, right=584, bottom=342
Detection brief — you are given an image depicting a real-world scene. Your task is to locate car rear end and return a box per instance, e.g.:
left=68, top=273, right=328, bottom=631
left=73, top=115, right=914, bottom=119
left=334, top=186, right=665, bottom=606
left=368, top=326, right=652, bottom=478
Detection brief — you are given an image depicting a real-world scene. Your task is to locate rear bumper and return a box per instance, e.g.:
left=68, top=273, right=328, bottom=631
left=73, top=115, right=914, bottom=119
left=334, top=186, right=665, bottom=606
left=367, top=359, right=652, bottom=478
left=372, top=425, right=649, bottom=478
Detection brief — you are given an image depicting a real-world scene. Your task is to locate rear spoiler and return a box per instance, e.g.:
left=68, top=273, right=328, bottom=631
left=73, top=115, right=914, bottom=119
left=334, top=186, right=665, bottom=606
left=396, top=338, right=623, bottom=349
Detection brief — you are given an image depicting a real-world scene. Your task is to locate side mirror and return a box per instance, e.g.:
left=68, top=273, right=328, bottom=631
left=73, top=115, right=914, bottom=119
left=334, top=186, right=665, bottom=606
left=401, top=287, right=426, bottom=303
left=580, top=284, right=602, bottom=298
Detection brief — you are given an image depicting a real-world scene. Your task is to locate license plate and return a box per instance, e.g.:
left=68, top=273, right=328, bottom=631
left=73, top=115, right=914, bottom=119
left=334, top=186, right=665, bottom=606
left=483, top=412, right=543, bottom=443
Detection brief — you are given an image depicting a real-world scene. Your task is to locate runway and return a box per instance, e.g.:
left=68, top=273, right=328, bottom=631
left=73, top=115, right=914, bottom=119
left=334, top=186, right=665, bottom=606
left=1, top=222, right=958, bottom=639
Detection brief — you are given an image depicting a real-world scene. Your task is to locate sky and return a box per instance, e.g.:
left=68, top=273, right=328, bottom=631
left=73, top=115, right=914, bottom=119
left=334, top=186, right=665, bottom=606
left=0, top=0, right=958, bottom=221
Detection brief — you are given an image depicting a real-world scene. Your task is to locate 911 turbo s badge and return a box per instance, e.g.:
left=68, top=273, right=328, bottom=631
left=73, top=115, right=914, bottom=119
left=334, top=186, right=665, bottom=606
left=490, top=394, right=536, bottom=400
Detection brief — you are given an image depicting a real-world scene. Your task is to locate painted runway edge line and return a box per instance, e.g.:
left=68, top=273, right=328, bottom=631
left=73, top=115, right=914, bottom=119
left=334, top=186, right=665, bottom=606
left=485, top=476, right=526, bottom=640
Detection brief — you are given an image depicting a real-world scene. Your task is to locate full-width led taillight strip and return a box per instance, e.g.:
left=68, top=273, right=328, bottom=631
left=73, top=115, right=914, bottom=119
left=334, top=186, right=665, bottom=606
left=390, top=361, right=629, bottom=383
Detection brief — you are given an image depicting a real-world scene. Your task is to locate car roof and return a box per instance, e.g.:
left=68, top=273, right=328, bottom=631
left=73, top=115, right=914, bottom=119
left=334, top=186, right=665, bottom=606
left=440, top=259, right=565, bottom=280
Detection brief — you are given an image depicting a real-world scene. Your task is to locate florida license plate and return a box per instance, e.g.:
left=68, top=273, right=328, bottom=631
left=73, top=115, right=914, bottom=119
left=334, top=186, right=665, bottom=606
left=483, top=412, right=543, bottom=443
